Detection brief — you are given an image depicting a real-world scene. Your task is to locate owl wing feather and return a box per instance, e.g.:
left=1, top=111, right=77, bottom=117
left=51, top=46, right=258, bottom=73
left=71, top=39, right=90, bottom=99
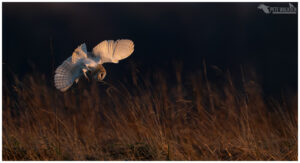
left=54, top=43, right=88, bottom=92
left=72, top=43, right=88, bottom=63
left=92, top=39, right=134, bottom=64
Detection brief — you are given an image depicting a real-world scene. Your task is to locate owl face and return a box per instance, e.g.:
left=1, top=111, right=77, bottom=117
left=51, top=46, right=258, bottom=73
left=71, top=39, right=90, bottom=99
left=93, top=71, right=106, bottom=81
left=97, top=71, right=106, bottom=81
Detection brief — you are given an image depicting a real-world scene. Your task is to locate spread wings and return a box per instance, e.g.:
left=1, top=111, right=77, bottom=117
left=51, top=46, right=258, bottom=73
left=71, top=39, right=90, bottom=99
left=92, top=39, right=134, bottom=64
left=54, top=44, right=87, bottom=92
left=54, top=39, right=135, bottom=92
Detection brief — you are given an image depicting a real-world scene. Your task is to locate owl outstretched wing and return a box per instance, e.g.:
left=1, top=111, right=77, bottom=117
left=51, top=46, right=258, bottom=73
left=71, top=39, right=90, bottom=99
left=92, top=39, right=134, bottom=64
left=54, top=44, right=87, bottom=92
left=71, top=43, right=88, bottom=63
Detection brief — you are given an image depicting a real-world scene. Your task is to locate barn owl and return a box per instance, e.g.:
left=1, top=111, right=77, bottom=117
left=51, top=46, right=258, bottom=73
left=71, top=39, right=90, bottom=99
left=54, top=39, right=134, bottom=92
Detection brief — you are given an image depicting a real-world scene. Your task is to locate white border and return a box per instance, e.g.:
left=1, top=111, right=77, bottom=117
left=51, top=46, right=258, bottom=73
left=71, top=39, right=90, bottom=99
left=1, top=0, right=299, bottom=2
left=0, top=1, right=298, bottom=162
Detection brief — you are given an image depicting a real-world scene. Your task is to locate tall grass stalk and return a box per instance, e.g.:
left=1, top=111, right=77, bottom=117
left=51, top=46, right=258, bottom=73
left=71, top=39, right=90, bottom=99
left=2, top=63, right=297, bottom=160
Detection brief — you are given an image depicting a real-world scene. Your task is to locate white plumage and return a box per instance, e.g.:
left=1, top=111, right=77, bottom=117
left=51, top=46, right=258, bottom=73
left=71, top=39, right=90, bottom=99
left=54, top=39, right=134, bottom=92
left=93, top=40, right=134, bottom=63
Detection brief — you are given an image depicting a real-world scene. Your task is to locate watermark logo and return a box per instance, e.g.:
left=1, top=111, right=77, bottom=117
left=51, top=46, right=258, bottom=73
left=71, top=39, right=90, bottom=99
left=258, top=3, right=297, bottom=14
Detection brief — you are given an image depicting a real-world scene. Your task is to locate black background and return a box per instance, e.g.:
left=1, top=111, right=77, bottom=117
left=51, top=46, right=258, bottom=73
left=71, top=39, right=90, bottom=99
left=3, top=3, right=298, bottom=96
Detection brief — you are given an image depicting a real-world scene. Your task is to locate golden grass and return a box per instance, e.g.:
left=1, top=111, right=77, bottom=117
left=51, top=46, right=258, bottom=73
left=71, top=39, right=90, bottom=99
left=2, top=63, right=297, bottom=160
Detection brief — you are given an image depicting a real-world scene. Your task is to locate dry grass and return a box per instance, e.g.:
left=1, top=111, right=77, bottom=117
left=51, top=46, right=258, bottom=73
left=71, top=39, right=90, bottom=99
left=2, top=63, right=297, bottom=160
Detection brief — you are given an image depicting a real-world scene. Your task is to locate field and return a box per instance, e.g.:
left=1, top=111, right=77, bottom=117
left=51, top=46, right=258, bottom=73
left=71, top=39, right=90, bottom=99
left=2, top=63, right=297, bottom=160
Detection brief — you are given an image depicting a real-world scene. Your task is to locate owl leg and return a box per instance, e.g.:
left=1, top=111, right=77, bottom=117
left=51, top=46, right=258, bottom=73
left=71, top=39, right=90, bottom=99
left=82, top=68, right=89, bottom=81
left=75, top=78, right=79, bottom=83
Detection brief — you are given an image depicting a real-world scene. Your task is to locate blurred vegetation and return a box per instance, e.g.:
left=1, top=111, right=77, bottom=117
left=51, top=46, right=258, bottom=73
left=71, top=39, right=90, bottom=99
left=2, top=62, right=297, bottom=160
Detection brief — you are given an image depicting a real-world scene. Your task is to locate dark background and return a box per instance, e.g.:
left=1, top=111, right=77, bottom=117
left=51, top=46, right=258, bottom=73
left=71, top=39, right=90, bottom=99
left=3, top=3, right=298, bottom=96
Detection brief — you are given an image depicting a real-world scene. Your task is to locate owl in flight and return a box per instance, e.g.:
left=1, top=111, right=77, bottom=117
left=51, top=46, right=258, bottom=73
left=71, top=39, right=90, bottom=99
left=54, top=39, right=134, bottom=92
